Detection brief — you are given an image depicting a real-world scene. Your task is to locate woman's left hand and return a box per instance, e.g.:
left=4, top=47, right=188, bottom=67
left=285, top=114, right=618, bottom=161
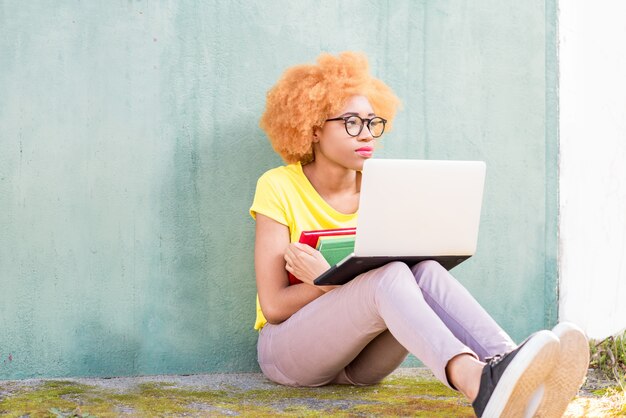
left=284, top=243, right=335, bottom=291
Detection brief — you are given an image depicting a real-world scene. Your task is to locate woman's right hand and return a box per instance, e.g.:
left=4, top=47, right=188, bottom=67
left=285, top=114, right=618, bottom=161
left=284, top=243, right=335, bottom=292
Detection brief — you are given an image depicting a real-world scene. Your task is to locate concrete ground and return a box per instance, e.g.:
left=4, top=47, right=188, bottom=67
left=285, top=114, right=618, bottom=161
left=0, top=368, right=623, bottom=417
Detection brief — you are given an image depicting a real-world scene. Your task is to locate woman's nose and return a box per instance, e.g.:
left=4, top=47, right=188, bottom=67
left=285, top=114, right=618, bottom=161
left=358, top=125, right=374, bottom=141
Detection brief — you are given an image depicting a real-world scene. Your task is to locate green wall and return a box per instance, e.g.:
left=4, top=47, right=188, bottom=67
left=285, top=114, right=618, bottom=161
left=0, top=1, right=557, bottom=379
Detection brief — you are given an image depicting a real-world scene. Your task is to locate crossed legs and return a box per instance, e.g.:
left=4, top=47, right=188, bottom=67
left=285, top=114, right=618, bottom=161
left=257, top=261, right=514, bottom=387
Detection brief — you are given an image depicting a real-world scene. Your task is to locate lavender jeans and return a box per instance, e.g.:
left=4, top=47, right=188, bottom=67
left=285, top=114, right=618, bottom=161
left=257, top=260, right=516, bottom=387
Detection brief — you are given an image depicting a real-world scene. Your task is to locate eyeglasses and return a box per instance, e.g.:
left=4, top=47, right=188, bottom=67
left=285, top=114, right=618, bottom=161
left=325, top=115, right=387, bottom=138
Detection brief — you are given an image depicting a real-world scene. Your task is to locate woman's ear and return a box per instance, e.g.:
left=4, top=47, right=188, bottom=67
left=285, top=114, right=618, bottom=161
left=312, top=126, right=321, bottom=143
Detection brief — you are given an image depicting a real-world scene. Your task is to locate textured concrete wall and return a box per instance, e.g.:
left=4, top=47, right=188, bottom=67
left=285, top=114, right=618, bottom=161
left=559, top=0, right=626, bottom=339
left=0, top=0, right=557, bottom=378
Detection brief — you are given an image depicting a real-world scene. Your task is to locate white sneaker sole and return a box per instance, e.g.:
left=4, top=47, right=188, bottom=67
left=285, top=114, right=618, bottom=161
left=534, top=322, right=589, bottom=418
left=482, top=330, right=560, bottom=418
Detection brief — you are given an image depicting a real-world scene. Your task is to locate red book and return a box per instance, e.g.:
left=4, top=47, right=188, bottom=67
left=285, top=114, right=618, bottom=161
left=288, top=228, right=357, bottom=285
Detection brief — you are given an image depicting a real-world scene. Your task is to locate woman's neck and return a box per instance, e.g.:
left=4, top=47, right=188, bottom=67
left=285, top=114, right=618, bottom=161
left=302, top=159, right=360, bottom=196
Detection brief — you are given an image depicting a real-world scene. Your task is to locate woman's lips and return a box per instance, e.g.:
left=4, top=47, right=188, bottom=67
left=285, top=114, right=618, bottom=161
left=355, top=147, right=374, bottom=158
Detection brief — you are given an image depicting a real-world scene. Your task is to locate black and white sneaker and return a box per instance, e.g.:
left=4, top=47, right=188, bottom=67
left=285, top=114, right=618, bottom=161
left=472, top=330, right=560, bottom=418
left=534, top=322, right=589, bottom=417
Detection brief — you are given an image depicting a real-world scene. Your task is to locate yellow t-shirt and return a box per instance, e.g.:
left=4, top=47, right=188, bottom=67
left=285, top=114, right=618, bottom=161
left=249, top=162, right=358, bottom=330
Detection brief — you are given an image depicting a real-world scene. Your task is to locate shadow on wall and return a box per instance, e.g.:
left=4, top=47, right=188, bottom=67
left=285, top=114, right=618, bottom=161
left=70, top=320, right=142, bottom=377
left=149, top=113, right=273, bottom=374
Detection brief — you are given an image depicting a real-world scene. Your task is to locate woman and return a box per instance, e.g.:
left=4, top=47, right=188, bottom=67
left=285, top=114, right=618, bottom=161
left=250, top=51, right=588, bottom=417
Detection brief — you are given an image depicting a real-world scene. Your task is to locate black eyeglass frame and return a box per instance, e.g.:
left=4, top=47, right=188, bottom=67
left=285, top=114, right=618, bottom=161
left=324, top=115, right=387, bottom=138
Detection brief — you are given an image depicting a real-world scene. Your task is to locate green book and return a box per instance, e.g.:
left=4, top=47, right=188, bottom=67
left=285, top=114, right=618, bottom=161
left=316, top=235, right=356, bottom=266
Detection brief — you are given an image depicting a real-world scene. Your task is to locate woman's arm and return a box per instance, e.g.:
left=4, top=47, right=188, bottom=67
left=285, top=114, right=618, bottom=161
left=255, top=213, right=335, bottom=324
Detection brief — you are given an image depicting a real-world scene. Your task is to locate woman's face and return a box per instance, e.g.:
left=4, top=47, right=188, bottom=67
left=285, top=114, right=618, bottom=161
left=313, top=95, right=378, bottom=171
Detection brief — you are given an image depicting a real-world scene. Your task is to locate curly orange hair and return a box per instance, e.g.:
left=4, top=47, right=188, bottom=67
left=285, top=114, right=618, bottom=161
left=260, top=52, right=401, bottom=164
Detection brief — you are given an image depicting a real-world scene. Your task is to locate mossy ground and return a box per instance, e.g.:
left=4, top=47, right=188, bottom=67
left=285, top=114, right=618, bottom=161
left=0, top=372, right=471, bottom=417
left=0, top=368, right=624, bottom=417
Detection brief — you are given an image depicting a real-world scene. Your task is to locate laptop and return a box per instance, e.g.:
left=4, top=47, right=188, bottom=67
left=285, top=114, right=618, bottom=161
left=313, top=159, right=486, bottom=285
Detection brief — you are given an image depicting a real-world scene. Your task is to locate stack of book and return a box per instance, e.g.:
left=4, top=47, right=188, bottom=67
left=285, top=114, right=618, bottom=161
left=288, top=228, right=356, bottom=285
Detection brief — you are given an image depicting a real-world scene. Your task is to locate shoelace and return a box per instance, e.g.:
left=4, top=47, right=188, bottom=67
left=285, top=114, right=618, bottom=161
left=486, top=353, right=505, bottom=366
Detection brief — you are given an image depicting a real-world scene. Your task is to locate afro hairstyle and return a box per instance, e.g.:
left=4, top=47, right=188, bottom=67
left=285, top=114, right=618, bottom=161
left=259, top=51, right=401, bottom=164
